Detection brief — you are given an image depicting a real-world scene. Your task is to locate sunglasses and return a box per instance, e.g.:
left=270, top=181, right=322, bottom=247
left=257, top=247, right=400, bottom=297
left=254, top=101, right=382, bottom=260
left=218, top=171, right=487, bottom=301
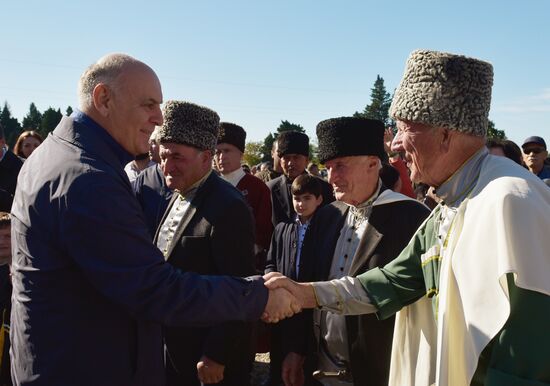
left=523, top=148, right=545, bottom=155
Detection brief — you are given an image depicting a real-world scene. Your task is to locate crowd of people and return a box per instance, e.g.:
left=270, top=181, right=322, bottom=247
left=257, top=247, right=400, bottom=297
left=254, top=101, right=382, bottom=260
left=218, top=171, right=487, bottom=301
left=0, top=49, right=549, bottom=386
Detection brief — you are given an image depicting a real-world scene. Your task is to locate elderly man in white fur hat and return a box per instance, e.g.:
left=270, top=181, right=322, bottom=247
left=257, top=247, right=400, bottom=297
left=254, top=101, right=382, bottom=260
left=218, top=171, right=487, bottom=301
left=264, top=50, right=550, bottom=386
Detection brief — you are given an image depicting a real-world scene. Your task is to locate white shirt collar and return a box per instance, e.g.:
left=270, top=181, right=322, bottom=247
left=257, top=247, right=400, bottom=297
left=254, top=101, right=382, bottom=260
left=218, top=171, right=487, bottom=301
left=220, top=167, right=246, bottom=187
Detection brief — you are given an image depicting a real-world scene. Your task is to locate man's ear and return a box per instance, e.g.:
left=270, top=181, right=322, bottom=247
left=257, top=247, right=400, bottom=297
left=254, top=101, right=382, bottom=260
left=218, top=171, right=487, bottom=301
left=367, top=156, right=380, bottom=170
left=440, top=128, right=452, bottom=152
left=201, top=149, right=213, bottom=163
left=92, top=83, right=112, bottom=117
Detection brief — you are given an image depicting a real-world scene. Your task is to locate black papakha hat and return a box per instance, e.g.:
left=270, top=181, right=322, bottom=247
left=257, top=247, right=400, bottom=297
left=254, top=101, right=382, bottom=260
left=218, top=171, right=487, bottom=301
left=316, top=117, right=385, bottom=164
left=277, top=131, right=309, bottom=157
left=217, top=122, right=246, bottom=153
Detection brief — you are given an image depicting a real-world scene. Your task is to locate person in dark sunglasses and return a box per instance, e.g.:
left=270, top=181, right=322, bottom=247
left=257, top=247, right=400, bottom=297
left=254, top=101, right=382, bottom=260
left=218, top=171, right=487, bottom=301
left=521, top=136, right=550, bottom=179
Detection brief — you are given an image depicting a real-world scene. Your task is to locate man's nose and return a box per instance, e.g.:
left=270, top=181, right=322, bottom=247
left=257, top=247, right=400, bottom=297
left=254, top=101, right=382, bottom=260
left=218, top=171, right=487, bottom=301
left=327, top=170, right=336, bottom=185
left=153, top=105, right=163, bottom=126
left=162, top=159, right=173, bottom=174
left=391, top=131, right=403, bottom=152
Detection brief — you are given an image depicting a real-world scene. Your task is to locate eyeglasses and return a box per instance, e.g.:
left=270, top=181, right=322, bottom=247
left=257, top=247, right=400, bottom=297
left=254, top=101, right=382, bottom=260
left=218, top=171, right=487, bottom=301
left=523, top=148, right=545, bottom=155
left=523, top=147, right=544, bottom=155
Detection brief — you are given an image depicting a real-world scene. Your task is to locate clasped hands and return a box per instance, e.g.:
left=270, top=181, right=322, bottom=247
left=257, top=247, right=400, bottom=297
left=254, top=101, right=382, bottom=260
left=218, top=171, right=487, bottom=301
left=261, top=272, right=317, bottom=323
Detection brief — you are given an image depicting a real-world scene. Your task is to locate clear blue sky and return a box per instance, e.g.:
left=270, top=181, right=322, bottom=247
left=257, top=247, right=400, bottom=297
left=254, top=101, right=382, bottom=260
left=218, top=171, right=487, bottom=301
left=2, top=0, right=549, bottom=147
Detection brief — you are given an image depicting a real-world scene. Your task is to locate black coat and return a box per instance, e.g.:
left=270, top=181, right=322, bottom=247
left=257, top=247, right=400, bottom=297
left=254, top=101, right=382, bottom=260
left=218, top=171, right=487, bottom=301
left=10, top=114, right=267, bottom=386
left=156, top=172, right=257, bottom=386
left=266, top=174, right=334, bottom=227
left=303, top=193, right=430, bottom=386
left=265, top=220, right=320, bottom=386
left=132, top=163, right=173, bottom=238
left=0, top=150, right=23, bottom=212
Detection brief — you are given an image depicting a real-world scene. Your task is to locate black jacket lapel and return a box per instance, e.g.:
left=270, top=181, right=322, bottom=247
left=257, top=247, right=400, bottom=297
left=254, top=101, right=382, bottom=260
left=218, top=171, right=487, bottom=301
left=348, top=223, right=382, bottom=277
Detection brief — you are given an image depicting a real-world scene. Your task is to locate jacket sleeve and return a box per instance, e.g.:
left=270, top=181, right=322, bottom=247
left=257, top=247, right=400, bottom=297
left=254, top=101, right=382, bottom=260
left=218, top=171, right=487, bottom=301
left=202, top=197, right=257, bottom=365
left=60, top=172, right=267, bottom=327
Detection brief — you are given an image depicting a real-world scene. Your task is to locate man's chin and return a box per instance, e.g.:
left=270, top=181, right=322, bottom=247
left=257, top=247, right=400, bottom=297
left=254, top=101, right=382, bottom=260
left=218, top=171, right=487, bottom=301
left=165, top=179, right=177, bottom=190
left=334, top=192, right=346, bottom=201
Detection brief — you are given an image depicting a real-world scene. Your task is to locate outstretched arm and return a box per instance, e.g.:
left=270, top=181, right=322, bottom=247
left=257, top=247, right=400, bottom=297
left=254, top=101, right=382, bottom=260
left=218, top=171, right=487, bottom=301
left=263, top=272, right=376, bottom=316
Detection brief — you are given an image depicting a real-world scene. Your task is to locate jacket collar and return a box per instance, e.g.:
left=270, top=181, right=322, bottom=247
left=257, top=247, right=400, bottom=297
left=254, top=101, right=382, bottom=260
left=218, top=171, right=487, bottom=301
left=54, top=110, right=133, bottom=171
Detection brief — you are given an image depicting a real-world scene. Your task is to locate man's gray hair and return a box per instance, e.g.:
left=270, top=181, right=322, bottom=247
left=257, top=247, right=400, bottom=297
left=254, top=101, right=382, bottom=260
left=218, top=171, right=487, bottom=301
left=149, top=126, right=161, bottom=145
left=78, top=53, right=141, bottom=110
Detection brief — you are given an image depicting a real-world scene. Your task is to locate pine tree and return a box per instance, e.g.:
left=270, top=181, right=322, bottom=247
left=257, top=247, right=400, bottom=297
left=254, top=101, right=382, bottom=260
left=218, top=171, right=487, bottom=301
left=276, top=120, right=305, bottom=134
left=260, top=121, right=305, bottom=162
left=22, top=103, right=42, bottom=130
left=355, top=75, right=393, bottom=127
left=0, top=102, right=23, bottom=147
left=260, top=132, right=276, bottom=162
left=40, top=107, right=63, bottom=136
left=66, top=106, right=73, bottom=116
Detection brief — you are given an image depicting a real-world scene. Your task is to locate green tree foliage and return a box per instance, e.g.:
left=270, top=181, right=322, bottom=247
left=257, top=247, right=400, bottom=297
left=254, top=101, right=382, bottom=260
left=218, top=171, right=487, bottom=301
left=309, top=143, right=319, bottom=164
left=260, top=120, right=306, bottom=162
left=243, top=141, right=264, bottom=167
left=0, top=102, right=23, bottom=147
left=22, top=103, right=42, bottom=130
left=355, top=75, right=393, bottom=127
left=276, top=120, right=305, bottom=134
left=66, top=106, right=73, bottom=116
left=40, top=107, right=63, bottom=136
left=486, top=119, right=506, bottom=140
left=260, top=132, right=276, bottom=162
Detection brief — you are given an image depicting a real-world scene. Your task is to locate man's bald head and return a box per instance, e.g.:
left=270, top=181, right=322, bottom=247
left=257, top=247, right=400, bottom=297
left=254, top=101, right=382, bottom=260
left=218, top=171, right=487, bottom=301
left=78, top=53, right=153, bottom=111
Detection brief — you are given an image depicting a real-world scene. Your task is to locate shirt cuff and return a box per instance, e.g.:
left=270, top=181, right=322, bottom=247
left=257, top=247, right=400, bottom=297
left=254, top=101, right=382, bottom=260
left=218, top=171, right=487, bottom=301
left=311, top=276, right=377, bottom=315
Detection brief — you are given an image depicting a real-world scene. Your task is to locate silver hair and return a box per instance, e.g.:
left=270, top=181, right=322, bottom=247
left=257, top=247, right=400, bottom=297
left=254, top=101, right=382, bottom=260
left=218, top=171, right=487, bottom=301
left=149, top=126, right=161, bottom=144
left=78, top=53, right=141, bottom=110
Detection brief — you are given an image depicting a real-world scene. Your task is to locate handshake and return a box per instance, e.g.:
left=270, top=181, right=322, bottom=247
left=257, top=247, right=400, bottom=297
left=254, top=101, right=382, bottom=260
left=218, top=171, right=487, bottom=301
left=261, top=272, right=317, bottom=323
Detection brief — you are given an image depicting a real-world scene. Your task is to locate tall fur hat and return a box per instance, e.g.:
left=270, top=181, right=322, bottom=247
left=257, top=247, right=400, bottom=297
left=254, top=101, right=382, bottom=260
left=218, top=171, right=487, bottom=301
left=316, top=117, right=385, bottom=164
left=277, top=131, right=309, bottom=157
left=217, top=122, right=246, bottom=153
left=159, top=100, right=220, bottom=150
left=390, top=49, right=493, bottom=137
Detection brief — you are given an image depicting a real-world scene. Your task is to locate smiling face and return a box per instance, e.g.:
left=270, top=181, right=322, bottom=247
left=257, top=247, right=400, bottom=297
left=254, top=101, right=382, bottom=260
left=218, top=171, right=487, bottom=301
left=325, top=155, right=380, bottom=206
left=160, top=142, right=212, bottom=192
left=391, top=121, right=446, bottom=186
left=104, top=64, right=163, bottom=156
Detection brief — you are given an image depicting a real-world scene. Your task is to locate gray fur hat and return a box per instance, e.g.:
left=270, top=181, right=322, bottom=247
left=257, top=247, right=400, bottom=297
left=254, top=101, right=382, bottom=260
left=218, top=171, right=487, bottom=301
left=390, top=50, right=493, bottom=137
left=159, top=100, right=220, bottom=150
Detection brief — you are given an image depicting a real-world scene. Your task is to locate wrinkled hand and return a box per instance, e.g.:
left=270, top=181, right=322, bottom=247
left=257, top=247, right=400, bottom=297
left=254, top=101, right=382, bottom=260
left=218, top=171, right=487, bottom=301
left=384, top=127, right=394, bottom=154
left=197, top=355, right=224, bottom=384
left=262, top=273, right=302, bottom=323
left=264, top=272, right=317, bottom=309
left=282, top=352, right=305, bottom=386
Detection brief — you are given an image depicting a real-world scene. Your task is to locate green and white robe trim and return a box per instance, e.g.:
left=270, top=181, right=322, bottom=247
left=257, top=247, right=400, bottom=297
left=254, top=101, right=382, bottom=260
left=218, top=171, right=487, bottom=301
left=359, top=154, right=550, bottom=386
